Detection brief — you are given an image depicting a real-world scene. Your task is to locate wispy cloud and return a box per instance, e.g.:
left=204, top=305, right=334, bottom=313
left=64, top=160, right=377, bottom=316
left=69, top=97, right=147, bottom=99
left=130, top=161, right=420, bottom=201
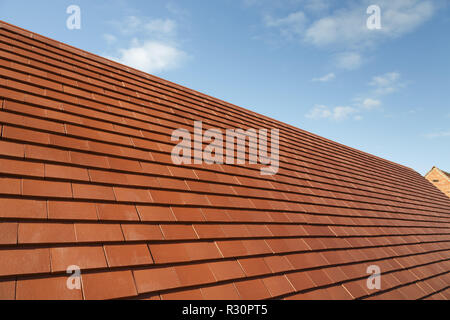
left=369, top=72, right=405, bottom=95
left=306, top=70, right=405, bottom=121
left=306, top=105, right=359, bottom=121
left=312, top=72, right=335, bottom=82
left=104, top=14, right=188, bottom=74
left=362, top=98, right=381, bottom=110
left=264, top=11, right=307, bottom=39
left=107, top=39, right=187, bottom=74
left=259, top=0, right=435, bottom=69
left=424, top=131, right=450, bottom=139
left=334, top=52, right=362, bottom=70
left=303, top=0, right=434, bottom=48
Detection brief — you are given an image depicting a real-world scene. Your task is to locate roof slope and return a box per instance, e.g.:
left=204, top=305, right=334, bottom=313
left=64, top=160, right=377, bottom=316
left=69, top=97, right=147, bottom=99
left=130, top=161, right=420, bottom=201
left=0, top=21, right=449, bottom=300
left=444, top=171, right=450, bottom=180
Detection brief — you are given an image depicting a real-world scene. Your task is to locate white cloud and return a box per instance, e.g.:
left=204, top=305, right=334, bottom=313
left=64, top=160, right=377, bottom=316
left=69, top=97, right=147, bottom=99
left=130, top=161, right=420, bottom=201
left=104, top=15, right=187, bottom=75
left=424, top=131, right=450, bottom=139
left=261, top=0, right=435, bottom=69
left=119, top=16, right=143, bottom=35
left=370, top=72, right=399, bottom=87
left=306, top=104, right=359, bottom=121
left=362, top=98, right=381, bottom=110
left=144, top=19, right=177, bottom=36
left=369, top=72, right=405, bottom=94
left=115, top=16, right=178, bottom=38
left=107, top=40, right=187, bottom=74
left=334, top=52, right=362, bottom=70
left=303, top=0, right=434, bottom=48
left=264, top=11, right=307, bottom=39
left=312, top=72, right=335, bottom=82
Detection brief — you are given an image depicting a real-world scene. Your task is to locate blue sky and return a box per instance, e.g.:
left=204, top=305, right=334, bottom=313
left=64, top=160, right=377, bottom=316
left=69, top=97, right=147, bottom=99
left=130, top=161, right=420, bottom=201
left=0, top=0, right=449, bottom=175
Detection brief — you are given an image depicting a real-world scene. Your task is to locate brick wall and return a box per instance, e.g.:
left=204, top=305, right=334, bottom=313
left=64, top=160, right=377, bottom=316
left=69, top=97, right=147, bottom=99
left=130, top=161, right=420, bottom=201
left=425, top=168, right=450, bottom=198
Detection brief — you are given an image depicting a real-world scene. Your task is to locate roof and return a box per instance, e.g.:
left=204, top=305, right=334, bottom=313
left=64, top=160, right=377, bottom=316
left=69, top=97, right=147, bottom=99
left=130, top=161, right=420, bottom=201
left=444, top=171, right=450, bottom=179
left=0, top=20, right=449, bottom=300
left=425, top=166, right=450, bottom=181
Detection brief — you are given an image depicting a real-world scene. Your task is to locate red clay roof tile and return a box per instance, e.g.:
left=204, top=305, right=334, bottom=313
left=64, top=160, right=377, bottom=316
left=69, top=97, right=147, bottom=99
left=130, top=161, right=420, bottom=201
left=0, top=20, right=449, bottom=300
left=50, top=245, right=107, bottom=272
left=16, top=276, right=83, bottom=300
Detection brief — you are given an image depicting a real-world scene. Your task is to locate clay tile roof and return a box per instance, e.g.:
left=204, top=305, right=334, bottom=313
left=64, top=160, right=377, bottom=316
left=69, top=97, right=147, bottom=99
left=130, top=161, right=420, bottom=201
left=0, top=20, right=450, bottom=300
left=444, top=170, right=450, bottom=179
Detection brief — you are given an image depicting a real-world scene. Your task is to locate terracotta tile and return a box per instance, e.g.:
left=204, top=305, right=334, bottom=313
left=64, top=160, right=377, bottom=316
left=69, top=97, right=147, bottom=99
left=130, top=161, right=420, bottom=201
left=208, top=260, right=245, bottom=281
left=0, top=140, right=24, bottom=157
left=309, top=268, right=335, bottom=287
left=295, top=287, right=333, bottom=300
left=161, top=288, right=204, bottom=300
left=0, top=198, right=47, bottom=219
left=286, top=271, right=316, bottom=292
left=82, top=270, right=137, bottom=300
left=0, top=158, right=44, bottom=177
left=121, top=224, right=164, bottom=241
left=0, top=177, right=21, bottom=195
left=215, top=240, right=248, bottom=258
left=149, top=189, right=183, bottom=205
left=75, top=223, right=124, bottom=242
left=242, top=239, right=273, bottom=255
left=140, top=162, right=172, bottom=176
left=184, top=242, right=223, bottom=261
left=72, top=183, right=115, bottom=201
left=238, top=257, right=272, bottom=277
left=175, top=263, right=216, bottom=287
left=160, top=224, right=198, bottom=240
left=136, top=205, right=176, bottom=222
left=193, top=224, right=226, bottom=239
left=25, top=145, right=70, bottom=163
left=0, top=248, right=50, bottom=276
left=0, top=222, right=17, bottom=245
left=97, top=203, right=139, bottom=221
left=16, top=276, right=82, bottom=300
left=70, top=151, right=109, bottom=168
left=45, top=164, right=89, bottom=181
left=171, top=207, right=205, bottom=222
left=0, top=280, right=16, bottom=300
left=18, top=222, right=76, bottom=244
left=89, top=169, right=129, bottom=185
left=22, top=179, right=72, bottom=198
left=113, top=187, right=153, bottom=203
left=221, top=224, right=251, bottom=238
left=125, top=173, right=160, bottom=188
left=133, top=267, right=181, bottom=294
left=323, top=266, right=349, bottom=284
left=51, top=246, right=108, bottom=272
left=202, top=208, right=232, bottom=222
left=263, top=255, right=294, bottom=273
left=149, top=243, right=190, bottom=264
left=201, top=283, right=241, bottom=300
left=108, top=157, right=142, bottom=172
left=105, top=244, right=153, bottom=267
left=3, top=126, right=50, bottom=144
left=234, top=279, right=271, bottom=300
left=263, top=275, right=295, bottom=297
left=48, top=201, right=98, bottom=221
